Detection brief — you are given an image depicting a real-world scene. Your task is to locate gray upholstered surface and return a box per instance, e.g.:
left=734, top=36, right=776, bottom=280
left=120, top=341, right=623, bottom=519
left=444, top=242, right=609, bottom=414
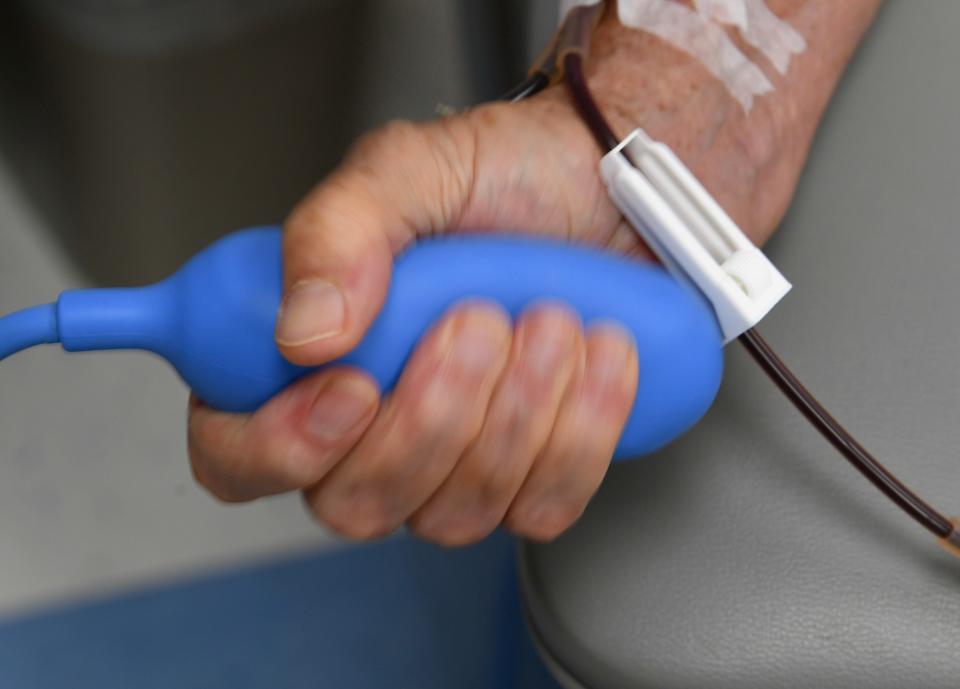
left=520, top=3, right=960, bottom=688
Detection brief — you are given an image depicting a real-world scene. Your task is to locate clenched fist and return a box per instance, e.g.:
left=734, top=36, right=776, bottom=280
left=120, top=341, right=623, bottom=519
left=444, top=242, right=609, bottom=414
left=187, top=8, right=836, bottom=544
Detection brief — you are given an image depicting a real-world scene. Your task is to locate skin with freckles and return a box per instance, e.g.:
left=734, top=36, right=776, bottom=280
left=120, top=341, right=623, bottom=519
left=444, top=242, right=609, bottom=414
left=188, top=1, right=881, bottom=546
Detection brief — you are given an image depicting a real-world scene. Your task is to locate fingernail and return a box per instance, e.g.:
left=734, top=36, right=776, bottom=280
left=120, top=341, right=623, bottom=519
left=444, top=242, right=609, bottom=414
left=586, top=323, right=636, bottom=392
left=277, top=280, right=345, bottom=346
left=447, top=310, right=509, bottom=377
left=307, top=377, right=378, bottom=442
left=522, top=309, right=579, bottom=383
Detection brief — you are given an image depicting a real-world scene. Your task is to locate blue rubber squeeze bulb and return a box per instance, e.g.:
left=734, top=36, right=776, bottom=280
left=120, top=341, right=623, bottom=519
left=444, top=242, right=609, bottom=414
left=41, top=227, right=724, bottom=459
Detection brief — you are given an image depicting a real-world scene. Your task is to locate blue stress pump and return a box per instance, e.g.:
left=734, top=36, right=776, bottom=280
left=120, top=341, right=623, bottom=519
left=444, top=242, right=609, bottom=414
left=0, top=227, right=724, bottom=459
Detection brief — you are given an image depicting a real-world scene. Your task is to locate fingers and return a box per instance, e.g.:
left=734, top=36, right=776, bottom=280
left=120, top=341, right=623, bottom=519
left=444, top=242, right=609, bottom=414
left=408, top=303, right=584, bottom=546
left=304, top=303, right=512, bottom=540
left=302, top=308, right=638, bottom=545
left=193, top=302, right=638, bottom=547
left=276, top=120, right=474, bottom=366
left=504, top=323, right=639, bottom=542
left=188, top=368, right=380, bottom=503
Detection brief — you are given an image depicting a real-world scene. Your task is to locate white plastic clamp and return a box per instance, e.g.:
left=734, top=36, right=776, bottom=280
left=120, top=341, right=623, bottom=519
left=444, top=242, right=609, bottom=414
left=600, top=128, right=791, bottom=343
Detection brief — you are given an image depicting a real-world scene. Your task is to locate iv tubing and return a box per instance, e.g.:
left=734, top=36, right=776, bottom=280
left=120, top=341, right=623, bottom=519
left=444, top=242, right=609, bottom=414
left=560, top=26, right=957, bottom=543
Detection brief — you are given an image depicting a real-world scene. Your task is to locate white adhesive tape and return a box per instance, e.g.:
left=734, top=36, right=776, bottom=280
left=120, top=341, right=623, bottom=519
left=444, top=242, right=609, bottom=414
left=738, top=0, right=807, bottom=74
left=618, top=0, right=774, bottom=111
left=693, top=0, right=748, bottom=29
left=557, top=0, right=806, bottom=111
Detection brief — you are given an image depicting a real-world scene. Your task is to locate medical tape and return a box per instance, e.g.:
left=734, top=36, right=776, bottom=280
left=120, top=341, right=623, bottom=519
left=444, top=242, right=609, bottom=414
left=695, top=0, right=806, bottom=74
left=557, top=0, right=806, bottom=111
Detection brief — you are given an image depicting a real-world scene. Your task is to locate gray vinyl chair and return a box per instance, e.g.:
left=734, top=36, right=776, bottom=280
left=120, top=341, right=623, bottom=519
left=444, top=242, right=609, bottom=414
left=520, top=3, right=960, bottom=687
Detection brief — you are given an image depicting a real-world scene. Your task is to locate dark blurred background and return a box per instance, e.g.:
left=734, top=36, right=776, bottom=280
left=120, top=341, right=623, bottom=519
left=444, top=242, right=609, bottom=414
left=0, top=0, right=558, bottom=285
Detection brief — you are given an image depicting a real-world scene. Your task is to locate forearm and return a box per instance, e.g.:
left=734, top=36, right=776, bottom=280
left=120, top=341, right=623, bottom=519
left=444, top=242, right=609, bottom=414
left=533, top=0, right=883, bottom=243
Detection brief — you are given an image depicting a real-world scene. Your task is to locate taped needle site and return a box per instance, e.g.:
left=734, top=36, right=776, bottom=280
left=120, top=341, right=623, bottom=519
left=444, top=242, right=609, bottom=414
left=550, top=3, right=959, bottom=549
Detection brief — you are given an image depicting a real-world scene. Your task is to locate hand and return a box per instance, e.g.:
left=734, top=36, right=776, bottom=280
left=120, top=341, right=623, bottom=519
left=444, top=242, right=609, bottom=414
left=188, top=93, right=644, bottom=545
left=187, top=12, right=822, bottom=545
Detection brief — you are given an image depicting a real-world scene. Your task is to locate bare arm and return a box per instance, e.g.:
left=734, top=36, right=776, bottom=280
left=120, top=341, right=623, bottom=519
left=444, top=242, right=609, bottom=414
left=540, top=0, right=884, bottom=244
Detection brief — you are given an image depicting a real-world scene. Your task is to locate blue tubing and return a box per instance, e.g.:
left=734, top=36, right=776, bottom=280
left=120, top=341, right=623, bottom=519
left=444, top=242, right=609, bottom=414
left=0, top=304, right=59, bottom=361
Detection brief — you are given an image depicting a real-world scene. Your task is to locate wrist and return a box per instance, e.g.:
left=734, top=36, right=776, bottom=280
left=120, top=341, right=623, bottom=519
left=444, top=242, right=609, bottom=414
left=522, top=15, right=802, bottom=245
left=588, top=16, right=795, bottom=187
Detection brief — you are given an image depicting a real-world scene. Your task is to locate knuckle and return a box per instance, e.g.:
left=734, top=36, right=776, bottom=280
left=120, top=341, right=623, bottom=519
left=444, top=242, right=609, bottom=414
left=507, top=500, right=583, bottom=542
left=484, top=386, right=556, bottom=462
left=283, top=198, right=326, bottom=245
left=189, top=461, right=246, bottom=504
left=511, top=367, right=560, bottom=410
left=189, top=421, right=317, bottom=502
left=374, top=118, right=419, bottom=141
left=352, top=119, right=421, bottom=159
left=260, top=444, right=325, bottom=492
left=414, top=522, right=494, bottom=548
left=307, top=489, right=399, bottom=541
left=186, top=417, right=247, bottom=503
left=329, top=516, right=396, bottom=541
left=187, top=411, right=227, bottom=461
left=455, top=516, right=500, bottom=545
left=402, top=395, right=452, bottom=440
left=495, top=401, right=536, bottom=444
left=408, top=510, right=498, bottom=548
left=282, top=176, right=372, bottom=253
left=456, top=457, right=516, bottom=510
left=399, top=392, right=481, bottom=449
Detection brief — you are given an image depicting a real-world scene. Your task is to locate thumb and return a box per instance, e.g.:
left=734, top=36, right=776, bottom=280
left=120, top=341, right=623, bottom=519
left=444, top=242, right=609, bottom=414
left=275, top=120, right=473, bottom=366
